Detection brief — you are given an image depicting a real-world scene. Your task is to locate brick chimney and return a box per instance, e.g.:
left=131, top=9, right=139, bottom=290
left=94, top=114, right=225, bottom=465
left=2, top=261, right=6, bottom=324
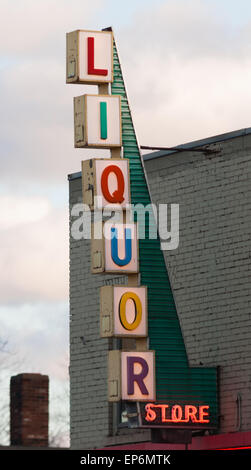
left=10, top=373, right=49, bottom=447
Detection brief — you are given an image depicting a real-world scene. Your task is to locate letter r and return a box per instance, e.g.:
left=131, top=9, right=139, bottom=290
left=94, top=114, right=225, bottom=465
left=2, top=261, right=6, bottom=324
left=127, top=356, right=149, bottom=395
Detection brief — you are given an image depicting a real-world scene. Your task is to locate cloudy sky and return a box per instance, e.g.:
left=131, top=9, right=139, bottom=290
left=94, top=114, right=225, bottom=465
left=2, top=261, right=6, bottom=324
left=0, top=0, right=251, bottom=445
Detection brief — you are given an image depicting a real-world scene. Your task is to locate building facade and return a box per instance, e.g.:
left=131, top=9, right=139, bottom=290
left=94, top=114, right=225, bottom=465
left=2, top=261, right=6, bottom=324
left=69, top=127, right=251, bottom=449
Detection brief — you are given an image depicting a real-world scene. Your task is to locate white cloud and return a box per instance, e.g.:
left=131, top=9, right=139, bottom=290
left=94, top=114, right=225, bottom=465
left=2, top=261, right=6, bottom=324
left=0, top=0, right=104, bottom=57
left=0, top=0, right=109, bottom=184
left=0, top=198, right=68, bottom=302
left=0, top=301, right=69, bottom=378
left=128, top=54, right=251, bottom=146
left=118, top=0, right=251, bottom=146
left=0, top=195, right=50, bottom=229
left=0, top=55, right=108, bottom=182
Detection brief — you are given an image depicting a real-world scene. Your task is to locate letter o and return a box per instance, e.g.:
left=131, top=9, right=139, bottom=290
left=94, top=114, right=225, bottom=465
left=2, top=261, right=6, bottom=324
left=171, top=405, right=183, bottom=422
left=119, top=292, right=142, bottom=331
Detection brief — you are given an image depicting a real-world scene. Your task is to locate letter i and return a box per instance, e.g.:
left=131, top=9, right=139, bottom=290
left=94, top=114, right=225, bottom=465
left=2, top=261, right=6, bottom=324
left=100, top=102, right=108, bottom=140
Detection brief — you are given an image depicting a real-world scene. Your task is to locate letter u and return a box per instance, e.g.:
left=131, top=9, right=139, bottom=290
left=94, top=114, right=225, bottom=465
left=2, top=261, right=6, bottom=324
left=111, top=227, right=132, bottom=266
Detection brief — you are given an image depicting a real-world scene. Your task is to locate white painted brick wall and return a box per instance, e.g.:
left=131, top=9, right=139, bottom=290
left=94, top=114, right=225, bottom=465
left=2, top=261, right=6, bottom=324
left=144, top=134, right=251, bottom=434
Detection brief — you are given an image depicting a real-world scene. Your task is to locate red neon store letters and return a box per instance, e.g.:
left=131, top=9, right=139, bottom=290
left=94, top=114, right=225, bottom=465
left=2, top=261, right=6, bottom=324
left=101, top=165, right=125, bottom=203
left=145, top=403, right=210, bottom=424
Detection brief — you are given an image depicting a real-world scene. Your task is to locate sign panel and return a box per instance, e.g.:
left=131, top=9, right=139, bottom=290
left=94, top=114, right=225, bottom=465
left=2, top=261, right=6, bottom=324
left=95, top=158, right=130, bottom=208
left=74, top=95, right=122, bottom=148
left=104, top=223, right=138, bottom=273
left=91, top=223, right=139, bottom=274
left=108, top=351, right=156, bottom=402
left=121, top=351, right=155, bottom=402
left=139, top=402, right=212, bottom=429
left=82, top=158, right=130, bottom=210
left=66, top=30, right=113, bottom=84
left=100, top=285, right=147, bottom=337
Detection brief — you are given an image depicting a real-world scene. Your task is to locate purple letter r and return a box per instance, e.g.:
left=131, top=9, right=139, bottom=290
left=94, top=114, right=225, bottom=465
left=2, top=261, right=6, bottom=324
left=127, top=356, right=149, bottom=396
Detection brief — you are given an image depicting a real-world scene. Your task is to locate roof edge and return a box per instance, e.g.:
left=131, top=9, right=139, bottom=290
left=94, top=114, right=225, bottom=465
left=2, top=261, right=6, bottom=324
left=68, top=126, right=251, bottom=180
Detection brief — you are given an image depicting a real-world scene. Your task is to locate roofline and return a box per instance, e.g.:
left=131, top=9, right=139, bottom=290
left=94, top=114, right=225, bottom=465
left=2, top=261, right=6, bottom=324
left=143, top=126, right=251, bottom=161
left=68, top=126, right=251, bottom=180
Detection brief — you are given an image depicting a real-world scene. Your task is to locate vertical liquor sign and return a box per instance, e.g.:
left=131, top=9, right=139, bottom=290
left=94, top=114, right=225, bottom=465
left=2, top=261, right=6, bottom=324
left=67, top=28, right=218, bottom=431
left=67, top=28, right=155, bottom=409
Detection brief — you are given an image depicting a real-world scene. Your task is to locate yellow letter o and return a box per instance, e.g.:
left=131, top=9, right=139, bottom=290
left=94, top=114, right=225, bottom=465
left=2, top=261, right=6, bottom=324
left=119, top=292, right=142, bottom=331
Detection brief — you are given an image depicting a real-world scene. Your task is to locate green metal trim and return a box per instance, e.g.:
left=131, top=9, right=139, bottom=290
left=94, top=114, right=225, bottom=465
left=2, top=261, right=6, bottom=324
left=111, top=38, right=218, bottom=428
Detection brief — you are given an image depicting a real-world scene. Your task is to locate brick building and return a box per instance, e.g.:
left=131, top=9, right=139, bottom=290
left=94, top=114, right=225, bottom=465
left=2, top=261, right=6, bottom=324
left=69, top=127, right=251, bottom=449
